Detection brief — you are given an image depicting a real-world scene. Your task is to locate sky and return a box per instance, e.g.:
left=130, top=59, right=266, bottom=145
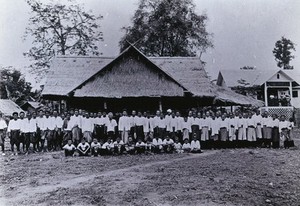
left=0, top=0, right=300, bottom=86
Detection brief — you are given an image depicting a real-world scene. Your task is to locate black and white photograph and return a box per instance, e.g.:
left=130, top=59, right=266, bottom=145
left=0, top=0, right=300, bottom=205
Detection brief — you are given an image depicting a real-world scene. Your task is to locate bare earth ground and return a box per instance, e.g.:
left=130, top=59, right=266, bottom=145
left=1, top=129, right=300, bottom=206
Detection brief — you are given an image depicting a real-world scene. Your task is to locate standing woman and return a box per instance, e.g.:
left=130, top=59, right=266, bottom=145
left=271, top=114, right=280, bottom=149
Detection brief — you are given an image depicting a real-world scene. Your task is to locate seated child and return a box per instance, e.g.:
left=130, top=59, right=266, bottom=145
left=101, top=138, right=114, bottom=156
left=77, top=138, right=90, bottom=156
left=162, top=135, right=174, bottom=153
left=152, top=136, right=163, bottom=154
left=125, top=137, right=136, bottom=155
left=113, top=137, right=125, bottom=155
left=145, top=138, right=153, bottom=154
left=190, top=135, right=202, bottom=153
left=182, top=138, right=191, bottom=153
left=63, top=139, right=76, bottom=157
left=91, top=138, right=101, bottom=156
left=173, top=136, right=183, bottom=153
left=135, top=138, right=146, bottom=154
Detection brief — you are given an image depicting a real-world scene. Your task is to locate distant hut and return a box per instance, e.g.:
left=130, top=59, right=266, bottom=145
left=20, top=101, right=45, bottom=113
left=42, top=45, right=263, bottom=112
left=0, top=99, right=24, bottom=117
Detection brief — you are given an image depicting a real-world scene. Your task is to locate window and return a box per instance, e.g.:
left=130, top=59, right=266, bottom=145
left=292, top=91, right=298, bottom=98
left=277, top=73, right=280, bottom=79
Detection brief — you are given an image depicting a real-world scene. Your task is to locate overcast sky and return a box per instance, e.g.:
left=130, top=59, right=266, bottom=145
left=0, top=0, right=300, bottom=84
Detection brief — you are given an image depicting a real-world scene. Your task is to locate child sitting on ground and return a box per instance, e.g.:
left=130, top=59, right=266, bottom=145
left=190, top=134, right=202, bottom=153
left=135, top=138, right=146, bottom=154
left=162, top=135, right=174, bottom=153
left=152, top=136, right=163, bottom=154
left=174, top=136, right=183, bottom=153
left=101, top=138, right=114, bottom=156
left=113, top=137, right=125, bottom=155
left=91, top=138, right=101, bottom=156
left=125, top=137, right=136, bottom=155
left=63, top=139, right=76, bottom=157
left=77, top=138, right=90, bottom=156
left=182, top=138, right=191, bottom=153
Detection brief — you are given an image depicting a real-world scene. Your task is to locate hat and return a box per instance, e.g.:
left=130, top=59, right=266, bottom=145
left=167, top=109, right=172, bottom=113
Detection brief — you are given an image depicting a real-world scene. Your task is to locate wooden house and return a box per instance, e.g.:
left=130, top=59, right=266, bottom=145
left=42, top=45, right=262, bottom=113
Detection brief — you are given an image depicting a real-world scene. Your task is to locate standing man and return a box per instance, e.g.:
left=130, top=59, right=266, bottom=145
left=23, top=112, right=37, bottom=154
left=7, top=112, right=21, bottom=155
left=118, top=110, right=131, bottom=144
left=52, top=110, right=63, bottom=150
left=105, top=112, right=118, bottom=140
left=0, top=112, right=8, bottom=155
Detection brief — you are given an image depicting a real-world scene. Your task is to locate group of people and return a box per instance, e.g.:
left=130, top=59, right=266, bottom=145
left=0, top=107, right=295, bottom=157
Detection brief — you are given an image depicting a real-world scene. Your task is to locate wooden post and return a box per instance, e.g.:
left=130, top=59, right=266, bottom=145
left=158, top=99, right=162, bottom=111
left=264, top=82, right=268, bottom=107
left=289, top=81, right=293, bottom=106
left=104, top=101, right=107, bottom=110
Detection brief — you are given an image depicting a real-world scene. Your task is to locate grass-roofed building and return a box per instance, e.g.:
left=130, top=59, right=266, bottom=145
left=42, top=45, right=263, bottom=112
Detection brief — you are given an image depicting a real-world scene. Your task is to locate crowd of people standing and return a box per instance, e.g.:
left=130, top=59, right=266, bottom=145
left=0, top=107, right=295, bottom=157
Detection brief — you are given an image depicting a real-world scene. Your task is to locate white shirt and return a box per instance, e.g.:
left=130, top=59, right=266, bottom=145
left=210, top=118, right=220, bottom=135
left=176, top=116, right=184, bottom=131
left=237, top=118, right=247, bottom=128
left=63, top=144, right=76, bottom=151
left=247, top=117, right=256, bottom=127
left=271, top=119, right=280, bottom=127
left=190, top=140, right=201, bottom=150
left=102, top=142, right=114, bottom=149
left=43, top=117, right=55, bottom=130
left=22, top=118, right=37, bottom=133
left=228, top=118, right=237, bottom=129
left=77, top=142, right=90, bottom=152
left=152, top=138, right=163, bottom=146
left=162, top=138, right=174, bottom=145
left=105, top=119, right=117, bottom=132
left=118, top=116, right=131, bottom=131
left=252, top=114, right=263, bottom=125
left=113, top=140, right=125, bottom=146
left=53, top=116, right=63, bottom=129
left=182, top=142, right=191, bottom=150
left=279, top=120, right=290, bottom=131
left=36, top=117, right=45, bottom=130
left=7, top=119, right=21, bottom=132
left=135, top=116, right=145, bottom=126
left=174, top=142, right=182, bottom=150
left=0, top=119, right=7, bottom=130
left=81, top=117, right=94, bottom=132
left=168, top=117, right=178, bottom=131
left=135, top=141, right=146, bottom=147
left=70, top=115, right=82, bottom=128
left=143, top=117, right=153, bottom=133
left=182, top=121, right=191, bottom=132
left=219, top=119, right=229, bottom=130
left=91, top=142, right=101, bottom=149
left=158, top=118, right=167, bottom=128
left=152, top=116, right=160, bottom=128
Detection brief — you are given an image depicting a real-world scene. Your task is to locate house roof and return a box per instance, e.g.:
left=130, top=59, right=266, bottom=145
left=42, top=56, right=114, bottom=96
left=218, top=69, right=276, bottom=87
left=21, top=101, right=44, bottom=110
left=42, top=45, right=263, bottom=106
left=0, top=99, right=24, bottom=116
left=281, top=70, right=300, bottom=85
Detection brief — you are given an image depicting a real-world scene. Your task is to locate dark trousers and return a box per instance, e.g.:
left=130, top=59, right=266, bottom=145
left=10, top=130, right=20, bottom=152
left=136, top=146, right=145, bottom=154
left=136, top=126, right=144, bottom=140
left=64, top=149, right=75, bottom=157
left=91, top=147, right=100, bottom=156
left=114, top=145, right=125, bottom=155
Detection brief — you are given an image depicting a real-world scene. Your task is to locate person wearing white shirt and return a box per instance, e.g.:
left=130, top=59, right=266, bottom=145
left=271, top=114, right=280, bottom=149
left=182, top=117, right=191, bottom=141
left=70, top=110, right=82, bottom=146
left=175, top=111, right=184, bottom=142
left=247, top=113, right=257, bottom=147
left=0, top=112, right=8, bottom=155
left=152, top=110, right=161, bottom=139
left=219, top=114, right=229, bottom=148
left=168, top=113, right=178, bottom=138
left=279, top=115, right=290, bottom=148
left=90, top=138, right=102, bottom=156
left=157, top=114, right=167, bottom=139
left=162, top=136, right=174, bottom=153
left=152, top=136, right=163, bottom=153
left=252, top=110, right=263, bottom=146
left=210, top=114, right=220, bottom=149
left=182, top=138, right=191, bottom=153
left=43, top=111, right=56, bottom=151
left=173, top=136, right=183, bottom=153
left=135, top=112, right=145, bottom=140
left=190, top=135, right=202, bottom=153
left=130, top=110, right=138, bottom=139
left=105, top=112, right=118, bottom=140
left=18, top=112, right=27, bottom=152
left=52, top=110, right=64, bottom=149
left=23, top=113, right=38, bottom=153
left=262, top=111, right=273, bottom=148
left=81, top=113, right=94, bottom=143
left=113, top=137, right=125, bottom=155
left=7, top=112, right=21, bottom=154
left=101, top=138, right=114, bottom=155
left=143, top=112, right=153, bottom=140
left=228, top=113, right=237, bottom=148
left=200, top=112, right=210, bottom=149
left=94, top=112, right=104, bottom=140
left=135, top=139, right=146, bottom=154
left=63, top=139, right=76, bottom=157
left=118, top=110, right=131, bottom=144
left=236, top=113, right=248, bottom=148
left=190, top=112, right=200, bottom=141
left=77, top=138, right=90, bottom=156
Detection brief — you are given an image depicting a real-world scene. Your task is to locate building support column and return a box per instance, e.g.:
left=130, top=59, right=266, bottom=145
left=289, top=82, right=293, bottom=106
left=158, top=98, right=162, bottom=111
left=264, top=82, right=268, bottom=107
left=103, top=101, right=107, bottom=110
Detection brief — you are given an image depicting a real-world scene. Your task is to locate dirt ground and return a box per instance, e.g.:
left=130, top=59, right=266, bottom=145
left=1, top=129, right=300, bottom=206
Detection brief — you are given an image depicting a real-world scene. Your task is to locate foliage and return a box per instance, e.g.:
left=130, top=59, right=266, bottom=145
left=23, top=0, right=103, bottom=79
left=272, top=37, right=296, bottom=70
left=0, top=67, right=33, bottom=105
left=240, top=66, right=255, bottom=70
left=119, top=0, right=213, bottom=57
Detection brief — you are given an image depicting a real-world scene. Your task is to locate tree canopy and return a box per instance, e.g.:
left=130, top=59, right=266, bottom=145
left=119, top=0, right=213, bottom=57
left=24, top=0, right=103, bottom=78
left=272, top=37, right=296, bottom=70
left=0, top=67, right=33, bottom=105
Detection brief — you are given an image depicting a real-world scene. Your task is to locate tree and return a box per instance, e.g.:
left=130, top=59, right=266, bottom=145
left=119, top=0, right=213, bottom=57
left=272, top=37, right=296, bottom=70
left=24, top=0, right=103, bottom=78
left=0, top=67, right=33, bottom=105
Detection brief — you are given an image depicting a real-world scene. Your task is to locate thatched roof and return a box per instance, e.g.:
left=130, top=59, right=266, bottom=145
left=42, top=45, right=263, bottom=106
left=0, top=99, right=24, bottom=116
left=42, top=56, right=114, bottom=96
